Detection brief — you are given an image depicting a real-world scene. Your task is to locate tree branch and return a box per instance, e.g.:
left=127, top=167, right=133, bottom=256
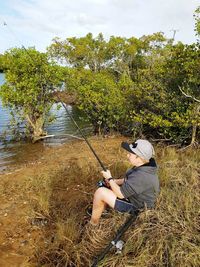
left=179, top=86, right=200, bottom=103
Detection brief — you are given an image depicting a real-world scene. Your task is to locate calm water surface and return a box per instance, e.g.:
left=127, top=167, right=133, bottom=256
left=0, top=73, right=91, bottom=172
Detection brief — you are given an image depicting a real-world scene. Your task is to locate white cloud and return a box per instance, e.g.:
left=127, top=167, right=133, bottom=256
left=0, top=0, right=199, bottom=53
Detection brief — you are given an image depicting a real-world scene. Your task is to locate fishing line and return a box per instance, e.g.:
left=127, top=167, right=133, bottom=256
left=1, top=20, right=107, bottom=171
left=57, top=94, right=107, bottom=171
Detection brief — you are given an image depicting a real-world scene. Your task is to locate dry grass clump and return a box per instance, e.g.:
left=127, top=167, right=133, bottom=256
left=27, top=146, right=199, bottom=267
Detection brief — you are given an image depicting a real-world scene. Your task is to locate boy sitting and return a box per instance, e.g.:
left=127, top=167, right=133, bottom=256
left=90, top=139, right=160, bottom=225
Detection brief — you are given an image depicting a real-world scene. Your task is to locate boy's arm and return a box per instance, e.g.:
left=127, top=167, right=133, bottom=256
left=108, top=179, right=124, bottom=199
left=101, top=170, right=125, bottom=199
left=101, top=170, right=124, bottom=185
left=113, top=178, right=125, bottom=185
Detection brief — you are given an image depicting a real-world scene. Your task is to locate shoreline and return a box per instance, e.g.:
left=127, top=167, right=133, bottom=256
left=0, top=134, right=122, bottom=176
left=0, top=136, right=199, bottom=267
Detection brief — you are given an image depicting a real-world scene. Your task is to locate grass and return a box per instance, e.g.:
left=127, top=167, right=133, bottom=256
left=23, top=143, right=200, bottom=267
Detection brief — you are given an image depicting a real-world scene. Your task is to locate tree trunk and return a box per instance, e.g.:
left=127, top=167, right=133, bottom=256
left=190, top=104, right=200, bottom=145
left=191, top=125, right=197, bottom=145
left=26, top=114, right=46, bottom=142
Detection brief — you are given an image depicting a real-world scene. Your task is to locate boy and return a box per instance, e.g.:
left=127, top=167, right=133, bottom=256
left=90, top=139, right=160, bottom=225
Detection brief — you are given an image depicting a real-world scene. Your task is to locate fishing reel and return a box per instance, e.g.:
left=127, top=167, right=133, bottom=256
left=97, top=179, right=110, bottom=188
left=111, top=240, right=125, bottom=254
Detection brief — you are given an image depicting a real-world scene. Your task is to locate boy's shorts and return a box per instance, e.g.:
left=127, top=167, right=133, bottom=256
left=114, top=198, right=138, bottom=213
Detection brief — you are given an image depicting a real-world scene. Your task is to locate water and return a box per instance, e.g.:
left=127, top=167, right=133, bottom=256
left=0, top=73, right=92, bottom=172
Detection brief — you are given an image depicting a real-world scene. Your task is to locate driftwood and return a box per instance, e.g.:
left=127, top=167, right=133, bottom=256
left=32, top=134, right=84, bottom=143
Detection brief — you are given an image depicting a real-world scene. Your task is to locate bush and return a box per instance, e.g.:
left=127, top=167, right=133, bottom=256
left=77, top=72, right=126, bottom=134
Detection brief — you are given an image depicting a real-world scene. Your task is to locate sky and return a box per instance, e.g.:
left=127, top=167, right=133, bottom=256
left=0, top=0, right=199, bottom=53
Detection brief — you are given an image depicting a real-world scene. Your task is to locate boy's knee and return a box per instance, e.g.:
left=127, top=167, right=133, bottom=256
left=95, top=187, right=114, bottom=199
left=94, top=187, right=112, bottom=201
left=94, top=187, right=106, bottom=198
left=93, top=187, right=116, bottom=208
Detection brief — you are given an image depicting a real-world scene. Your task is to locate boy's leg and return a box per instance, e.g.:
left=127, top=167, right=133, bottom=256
left=90, top=187, right=117, bottom=225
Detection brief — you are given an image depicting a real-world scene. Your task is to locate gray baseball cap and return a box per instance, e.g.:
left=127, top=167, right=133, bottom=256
left=121, top=139, right=155, bottom=160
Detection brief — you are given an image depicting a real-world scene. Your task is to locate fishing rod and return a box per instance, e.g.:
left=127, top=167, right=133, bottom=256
left=56, top=95, right=107, bottom=171
left=91, top=210, right=139, bottom=267
left=1, top=20, right=107, bottom=171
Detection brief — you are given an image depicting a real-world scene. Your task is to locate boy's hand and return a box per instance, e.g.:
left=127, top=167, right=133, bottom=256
left=101, top=169, right=112, bottom=180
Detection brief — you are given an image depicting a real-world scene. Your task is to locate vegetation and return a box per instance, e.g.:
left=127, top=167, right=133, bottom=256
left=194, top=7, right=200, bottom=37
left=0, top=48, right=62, bottom=141
left=0, top=54, right=4, bottom=72
left=47, top=31, right=200, bottom=144
left=164, top=43, right=200, bottom=144
left=27, top=143, right=200, bottom=266
left=0, top=7, right=199, bottom=144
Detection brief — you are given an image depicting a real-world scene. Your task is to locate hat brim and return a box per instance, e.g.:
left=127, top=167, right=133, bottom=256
left=121, top=142, right=135, bottom=154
